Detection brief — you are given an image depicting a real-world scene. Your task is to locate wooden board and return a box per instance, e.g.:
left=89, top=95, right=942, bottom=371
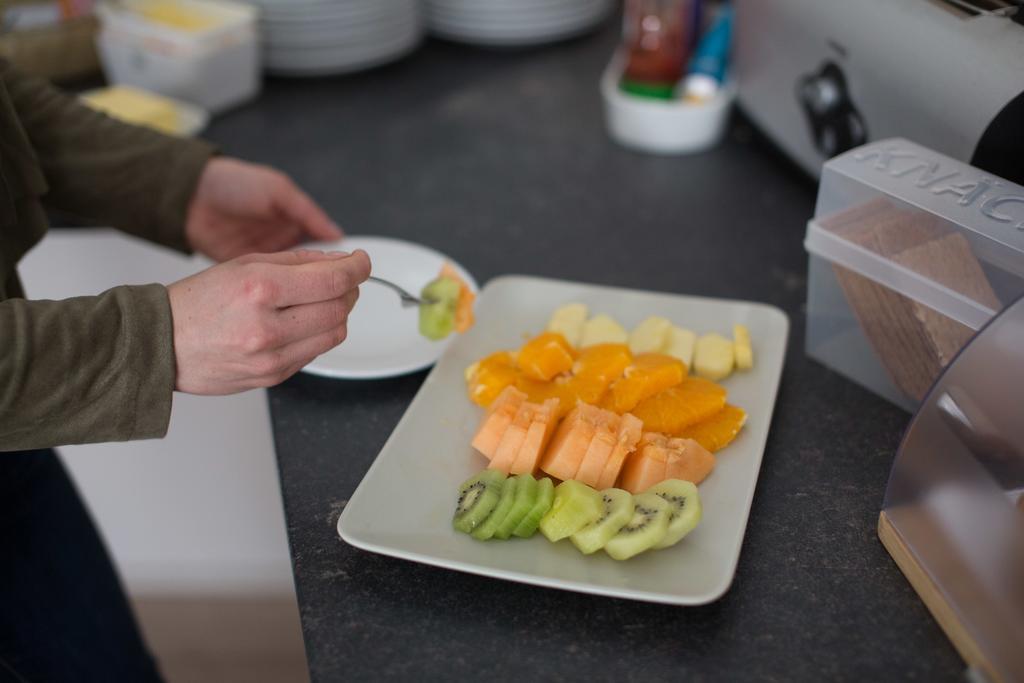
left=878, top=510, right=1001, bottom=683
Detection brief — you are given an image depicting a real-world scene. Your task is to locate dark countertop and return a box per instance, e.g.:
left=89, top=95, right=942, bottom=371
left=205, top=23, right=964, bottom=683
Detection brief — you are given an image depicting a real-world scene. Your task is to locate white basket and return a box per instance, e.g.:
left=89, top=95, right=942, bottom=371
left=601, top=53, right=735, bottom=155
left=96, top=0, right=260, bottom=113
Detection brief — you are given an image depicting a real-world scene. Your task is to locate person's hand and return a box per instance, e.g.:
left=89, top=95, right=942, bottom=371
left=185, top=158, right=343, bottom=262
left=167, top=248, right=371, bottom=394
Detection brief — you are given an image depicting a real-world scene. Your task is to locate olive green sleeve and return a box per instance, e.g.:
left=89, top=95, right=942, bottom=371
left=0, top=284, right=176, bottom=451
left=0, top=60, right=214, bottom=253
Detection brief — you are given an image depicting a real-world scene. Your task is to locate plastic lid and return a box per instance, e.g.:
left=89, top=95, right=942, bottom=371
left=805, top=138, right=1024, bottom=330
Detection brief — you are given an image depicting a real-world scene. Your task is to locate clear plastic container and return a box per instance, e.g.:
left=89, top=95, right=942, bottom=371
left=804, top=138, right=1024, bottom=412
left=95, top=0, right=259, bottom=114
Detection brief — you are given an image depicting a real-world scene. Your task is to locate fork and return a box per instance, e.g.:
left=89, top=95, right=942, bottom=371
left=367, top=276, right=435, bottom=307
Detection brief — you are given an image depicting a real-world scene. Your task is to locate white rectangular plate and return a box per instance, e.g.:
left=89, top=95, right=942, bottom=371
left=337, top=275, right=789, bottom=605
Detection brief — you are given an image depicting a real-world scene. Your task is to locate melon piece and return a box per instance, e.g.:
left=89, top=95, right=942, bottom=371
left=617, top=433, right=671, bottom=494
left=665, top=437, right=716, bottom=485
left=488, top=402, right=534, bottom=474
left=546, top=303, right=589, bottom=347
left=596, top=413, right=643, bottom=490
left=437, top=263, right=475, bottom=333
left=693, top=333, right=735, bottom=381
left=663, top=326, right=697, bottom=367
left=517, top=332, right=575, bottom=382
left=733, top=324, right=753, bottom=370
left=539, top=404, right=599, bottom=482
left=418, top=276, right=460, bottom=340
left=629, top=316, right=672, bottom=354
left=580, top=314, right=628, bottom=346
left=470, top=386, right=526, bottom=459
left=573, top=408, right=621, bottom=488
left=509, top=398, right=560, bottom=475
left=538, top=480, right=605, bottom=542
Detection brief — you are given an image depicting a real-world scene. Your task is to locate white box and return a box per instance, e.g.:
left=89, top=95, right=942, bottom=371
left=96, top=0, right=260, bottom=113
left=601, top=53, right=735, bottom=155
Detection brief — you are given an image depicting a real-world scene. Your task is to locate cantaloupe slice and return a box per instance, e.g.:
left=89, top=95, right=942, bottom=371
left=471, top=386, right=526, bottom=459
left=489, top=401, right=536, bottom=474
left=596, top=412, right=643, bottom=490
left=573, top=408, right=621, bottom=487
left=509, top=398, right=560, bottom=475
left=665, top=437, right=716, bottom=485
left=439, top=263, right=475, bottom=334
left=539, top=404, right=598, bottom=482
left=618, top=433, right=670, bottom=493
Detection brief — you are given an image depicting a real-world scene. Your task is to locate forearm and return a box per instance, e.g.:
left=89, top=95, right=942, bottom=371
left=1, top=60, right=213, bottom=252
left=0, top=285, right=176, bottom=450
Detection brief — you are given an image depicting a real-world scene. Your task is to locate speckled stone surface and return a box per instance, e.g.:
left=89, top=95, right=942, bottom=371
left=203, top=22, right=964, bottom=683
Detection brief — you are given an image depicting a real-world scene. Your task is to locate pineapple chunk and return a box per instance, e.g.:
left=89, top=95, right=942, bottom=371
left=733, top=324, right=753, bottom=370
left=464, top=361, right=480, bottom=383
left=694, top=333, right=735, bottom=380
left=663, top=326, right=697, bottom=368
left=629, top=316, right=672, bottom=354
left=580, top=314, right=628, bottom=346
left=546, top=303, right=589, bottom=347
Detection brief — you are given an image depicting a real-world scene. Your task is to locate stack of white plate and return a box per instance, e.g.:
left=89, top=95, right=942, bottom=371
left=251, top=0, right=423, bottom=76
left=425, top=0, right=614, bottom=47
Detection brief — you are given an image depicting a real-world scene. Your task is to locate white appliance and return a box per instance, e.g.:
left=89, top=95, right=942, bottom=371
left=734, top=0, right=1024, bottom=184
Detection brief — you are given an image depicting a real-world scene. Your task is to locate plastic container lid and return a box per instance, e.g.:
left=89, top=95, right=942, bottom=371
left=804, top=138, right=1024, bottom=331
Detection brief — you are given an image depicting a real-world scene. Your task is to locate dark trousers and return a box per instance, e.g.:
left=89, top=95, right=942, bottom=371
left=0, top=449, right=163, bottom=682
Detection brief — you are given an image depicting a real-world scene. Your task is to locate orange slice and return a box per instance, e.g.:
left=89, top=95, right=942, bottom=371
left=515, top=375, right=577, bottom=418
left=517, top=332, right=576, bottom=382
left=631, top=376, right=728, bottom=434
left=606, top=353, right=686, bottom=414
left=567, top=343, right=632, bottom=405
left=466, top=351, right=519, bottom=407
left=678, top=404, right=748, bottom=453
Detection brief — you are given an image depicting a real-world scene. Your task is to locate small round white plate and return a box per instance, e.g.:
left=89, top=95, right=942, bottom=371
left=300, top=236, right=478, bottom=380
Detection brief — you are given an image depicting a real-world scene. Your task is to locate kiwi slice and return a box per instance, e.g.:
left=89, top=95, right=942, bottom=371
left=471, top=475, right=518, bottom=540
left=538, top=480, right=604, bottom=543
left=570, top=488, right=634, bottom=555
left=604, top=492, right=671, bottom=560
left=418, top=276, right=460, bottom=340
left=648, top=479, right=702, bottom=549
left=494, top=475, right=538, bottom=540
left=453, top=469, right=506, bottom=534
left=512, top=477, right=554, bottom=538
